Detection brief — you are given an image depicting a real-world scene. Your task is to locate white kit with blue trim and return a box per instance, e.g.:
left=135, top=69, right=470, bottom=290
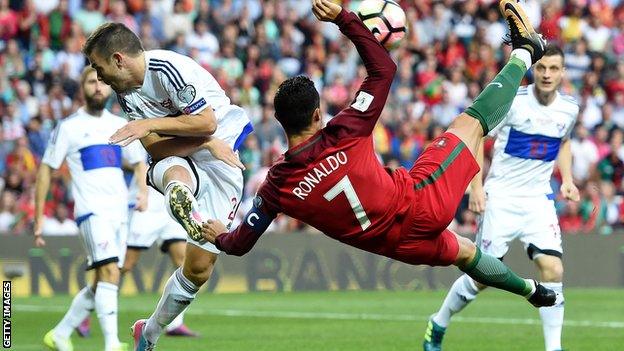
left=117, top=49, right=251, bottom=253
left=42, top=108, right=144, bottom=268
left=42, top=108, right=144, bottom=222
left=117, top=50, right=253, bottom=168
left=485, top=84, right=579, bottom=198
left=476, top=84, right=580, bottom=259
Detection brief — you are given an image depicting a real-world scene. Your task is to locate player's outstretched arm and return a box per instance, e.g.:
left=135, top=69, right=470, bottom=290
left=318, top=0, right=397, bottom=137
left=202, top=200, right=276, bottom=256
left=109, top=107, right=217, bottom=146
left=140, top=132, right=209, bottom=160
left=140, top=133, right=244, bottom=169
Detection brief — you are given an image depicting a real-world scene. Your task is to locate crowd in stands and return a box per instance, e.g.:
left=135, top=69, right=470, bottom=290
left=1, top=0, right=624, bottom=237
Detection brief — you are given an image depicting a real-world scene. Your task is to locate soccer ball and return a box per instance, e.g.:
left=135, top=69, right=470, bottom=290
left=357, top=0, right=407, bottom=50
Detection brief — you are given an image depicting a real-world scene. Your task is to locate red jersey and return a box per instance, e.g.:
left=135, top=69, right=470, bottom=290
left=216, top=10, right=413, bottom=257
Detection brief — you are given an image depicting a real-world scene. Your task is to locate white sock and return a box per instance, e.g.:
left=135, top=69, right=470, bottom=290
left=511, top=48, right=533, bottom=70
left=539, top=282, right=564, bottom=351
left=166, top=312, right=185, bottom=331
left=433, top=274, right=480, bottom=328
left=145, top=268, right=199, bottom=344
left=54, top=286, right=94, bottom=338
left=95, top=282, right=120, bottom=350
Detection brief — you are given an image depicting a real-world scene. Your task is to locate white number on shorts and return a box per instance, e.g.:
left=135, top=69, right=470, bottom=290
left=323, top=175, right=371, bottom=231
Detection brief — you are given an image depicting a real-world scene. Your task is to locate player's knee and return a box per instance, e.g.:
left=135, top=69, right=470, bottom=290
left=183, top=258, right=215, bottom=286
left=541, top=261, right=564, bottom=282
left=96, top=262, right=120, bottom=284
left=454, top=236, right=477, bottom=268
left=163, top=165, right=194, bottom=188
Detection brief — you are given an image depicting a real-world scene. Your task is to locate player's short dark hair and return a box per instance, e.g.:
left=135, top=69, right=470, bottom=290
left=542, top=44, right=565, bottom=63
left=273, top=76, right=320, bottom=135
left=83, top=22, right=144, bottom=59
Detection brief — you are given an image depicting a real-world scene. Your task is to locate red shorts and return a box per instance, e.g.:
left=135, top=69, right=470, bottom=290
left=392, top=132, right=479, bottom=266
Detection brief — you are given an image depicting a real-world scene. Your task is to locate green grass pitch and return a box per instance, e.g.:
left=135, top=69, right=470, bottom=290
left=9, top=289, right=624, bottom=350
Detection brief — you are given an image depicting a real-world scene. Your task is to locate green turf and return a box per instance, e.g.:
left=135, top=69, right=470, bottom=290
left=9, top=289, right=624, bottom=350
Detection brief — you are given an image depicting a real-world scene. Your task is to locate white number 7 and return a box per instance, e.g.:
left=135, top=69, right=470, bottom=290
left=323, top=175, right=371, bottom=230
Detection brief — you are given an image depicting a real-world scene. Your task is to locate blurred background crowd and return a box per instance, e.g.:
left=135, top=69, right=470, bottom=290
left=1, top=0, right=624, bottom=237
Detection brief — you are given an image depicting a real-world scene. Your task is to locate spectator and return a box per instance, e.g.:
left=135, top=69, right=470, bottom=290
left=163, top=0, right=193, bottom=42
left=0, top=190, right=17, bottom=233
left=583, top=15, right=611, bottom=54
left=559, top=201, right=583, bottom=234
left=594, top=129, right=624, bottom=191
left=558, top=4, right=586, bottom=44
left=73, top=0, right=106, bottom=35
left=186, top=21, right=219, bottom=65
left=41, top=203, right=78, bottom=236
left=39, top=0, right=72, bottom=51
left=0, top=0, right=18, bottom=42
left=571, top=124, right=599, bottom=183
left=107, top=0, right=138, bottom=34
left=565, top=39, right=591, bottom=87
left=54, top=37, right=85, bottom=81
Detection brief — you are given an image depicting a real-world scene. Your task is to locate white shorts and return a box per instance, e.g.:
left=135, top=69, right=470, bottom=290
left=147, top=157, right=243, bottom=254
left=77, top=213, right=127, bottom=270
left=476, top=195, right=562, bottom=260
left=128, top=210, right=187, bottom=253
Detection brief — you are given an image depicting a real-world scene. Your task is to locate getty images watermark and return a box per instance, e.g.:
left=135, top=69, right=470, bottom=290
left=2, top=281, right=10, bottom=348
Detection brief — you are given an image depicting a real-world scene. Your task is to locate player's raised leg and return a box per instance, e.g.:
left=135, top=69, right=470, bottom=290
left=424, top=3, right=550, bottom=349
left=134, top=159, right=225, bottom=350
left=446, top=0, right=546, bottom=156
left=144, top=157, right=206, bottom=242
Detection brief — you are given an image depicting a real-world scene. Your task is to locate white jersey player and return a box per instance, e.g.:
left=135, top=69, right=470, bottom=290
left=35, top=67, right=144, bottom=351
left=83, top=23, right=251, bottom=350
left=425, top=46, right=580, bottom=351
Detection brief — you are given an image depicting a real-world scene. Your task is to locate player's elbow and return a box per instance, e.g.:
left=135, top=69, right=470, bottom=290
left=194, top=118, right=216, bottom=136
left=381, top=61, right=397, bottom=78
left=205, top=120, right=217, bottom=135
left=195, top=109, right=217, bottom=135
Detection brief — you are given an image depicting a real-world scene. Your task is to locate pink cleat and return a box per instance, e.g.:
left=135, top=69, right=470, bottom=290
left=75, top=317, right=91, bottom=338
left=165, top=324, right=199, bottom=337
left=131, top=319, right=154, bottom=351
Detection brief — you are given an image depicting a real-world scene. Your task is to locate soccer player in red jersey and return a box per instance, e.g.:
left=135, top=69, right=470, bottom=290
left=203, top=0, right=557, bottom=308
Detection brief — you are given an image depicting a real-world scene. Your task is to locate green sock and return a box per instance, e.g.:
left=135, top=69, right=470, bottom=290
left=464, top=56, right=527, bottom=134
left=461, top=247, right=533, bottom=297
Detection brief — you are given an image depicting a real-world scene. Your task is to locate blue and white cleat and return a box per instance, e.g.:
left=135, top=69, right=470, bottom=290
left=423, top=317, right=446, bottom=351
left=131, top=319, right=155, bottom=351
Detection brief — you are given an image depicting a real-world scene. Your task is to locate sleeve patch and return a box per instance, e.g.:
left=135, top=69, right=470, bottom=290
left=183, top=98, right=207, bottom=114
left=177, top=84, right=197, bottom=104
left=351, top=91, right=374, bottom=112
